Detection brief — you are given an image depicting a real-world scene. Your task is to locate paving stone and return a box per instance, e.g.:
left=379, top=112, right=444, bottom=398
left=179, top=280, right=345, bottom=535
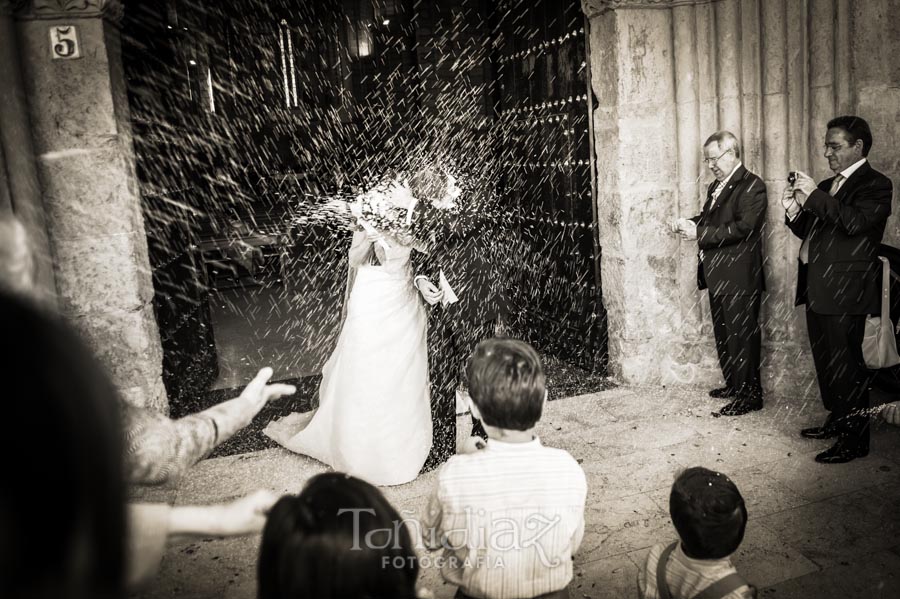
left=759, top=549, right=900, bottom=599
left=131, top=388, right=900, bottom=598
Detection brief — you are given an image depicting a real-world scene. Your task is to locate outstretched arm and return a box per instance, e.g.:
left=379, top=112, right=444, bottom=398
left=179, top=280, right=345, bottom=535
left=124, top=368, right=295, bottom=486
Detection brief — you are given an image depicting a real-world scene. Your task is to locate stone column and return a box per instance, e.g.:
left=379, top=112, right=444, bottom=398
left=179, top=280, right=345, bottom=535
left=13, top=0, right=166, bottom=411
left=851, top=0, right=900, bottom=247
left=715, top=0, right=741, bottom=135
left=584, top=0, right=709, bottom=386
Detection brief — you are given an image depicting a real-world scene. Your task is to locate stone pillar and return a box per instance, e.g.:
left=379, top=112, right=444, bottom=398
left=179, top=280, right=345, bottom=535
left=13, top=0, right=166, bottom=411
left=852, top=0, right=900, bottom=247
left=584, top=0, right=702, bottom=386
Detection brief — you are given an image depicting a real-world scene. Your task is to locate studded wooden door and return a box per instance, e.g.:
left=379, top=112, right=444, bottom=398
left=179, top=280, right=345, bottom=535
left=492, top=0, right=606, bottom=370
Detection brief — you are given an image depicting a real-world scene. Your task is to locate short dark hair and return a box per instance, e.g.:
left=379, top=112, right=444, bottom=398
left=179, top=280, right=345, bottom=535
left=258, top=473, right=418, bottom=599
left=669, top=467, right=747, bottom=559
left=0, top=291, right=126, bottom=599
left=466, top=337, right=545, bottom=431
left=827, top=115, right=873, bottom=156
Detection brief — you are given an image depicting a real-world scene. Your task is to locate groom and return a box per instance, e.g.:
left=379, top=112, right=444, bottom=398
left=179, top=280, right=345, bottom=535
left=399, top=167, right=511, bottom=471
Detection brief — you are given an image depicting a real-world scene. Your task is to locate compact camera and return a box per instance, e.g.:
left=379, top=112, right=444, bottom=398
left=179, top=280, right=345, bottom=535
left=787, top=171, right=797, bottom=186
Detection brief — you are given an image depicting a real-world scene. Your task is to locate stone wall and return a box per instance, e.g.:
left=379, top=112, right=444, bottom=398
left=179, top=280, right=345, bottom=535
left=583, top=0, right=900, bottom=395
left=11, top=0, right=167, bottom=411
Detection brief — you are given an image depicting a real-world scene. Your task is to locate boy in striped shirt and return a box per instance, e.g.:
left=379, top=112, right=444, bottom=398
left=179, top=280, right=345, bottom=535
left=421, top=338, right=587, bottom=599
left=638, top=467, right=756, bottom=599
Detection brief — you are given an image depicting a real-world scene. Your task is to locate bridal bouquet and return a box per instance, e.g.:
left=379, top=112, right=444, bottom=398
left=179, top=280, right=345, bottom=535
left=323, top=168, right=462, bottom=263
left=347, top=177, right=418, bottom=251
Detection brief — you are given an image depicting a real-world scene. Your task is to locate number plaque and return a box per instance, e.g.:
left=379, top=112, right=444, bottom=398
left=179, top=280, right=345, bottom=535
left=50, top=26, right=81, bottom=60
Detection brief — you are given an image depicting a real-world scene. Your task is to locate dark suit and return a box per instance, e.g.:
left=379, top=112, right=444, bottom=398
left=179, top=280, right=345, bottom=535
left=787, top=161, right=893, bottom=444
left=691, top=165, right=767, bottom=399
left=411, top=201, right=511, bottom=470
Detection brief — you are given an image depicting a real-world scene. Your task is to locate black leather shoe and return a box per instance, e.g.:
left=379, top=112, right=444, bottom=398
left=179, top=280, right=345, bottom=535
left=800, top=426, right=838, bottom=440
left=815, top=440, right=869, bottom=464
left=715, top=399, right=762, bottom=417
left=709, top=386, right=736, bottom=399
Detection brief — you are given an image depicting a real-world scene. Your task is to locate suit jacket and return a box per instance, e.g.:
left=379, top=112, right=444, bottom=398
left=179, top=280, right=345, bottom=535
left=786, top=161, right=893, bottom=315
left=690, top=165, right=767, bottom=296
left=411, top=201, right=511, bottom=327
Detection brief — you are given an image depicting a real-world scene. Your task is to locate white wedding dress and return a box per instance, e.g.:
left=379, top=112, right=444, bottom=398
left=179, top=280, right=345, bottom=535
left=263, top=230, right=432, bottom=486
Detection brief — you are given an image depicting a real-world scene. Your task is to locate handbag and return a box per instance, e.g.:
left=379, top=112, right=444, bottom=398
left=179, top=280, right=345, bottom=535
left=862, top=256, right=900, bottom=369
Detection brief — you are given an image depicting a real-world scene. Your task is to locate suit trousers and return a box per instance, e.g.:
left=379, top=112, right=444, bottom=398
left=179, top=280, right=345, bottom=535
left=708, top=292, right=762, bottom=398
left=421, top=309, right=495, bottom=472
left=805, top=308, right=872, bottom=443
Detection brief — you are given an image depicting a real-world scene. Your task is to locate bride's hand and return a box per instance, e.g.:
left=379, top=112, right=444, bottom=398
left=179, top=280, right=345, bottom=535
left=365, top=230, right=385, bottom=245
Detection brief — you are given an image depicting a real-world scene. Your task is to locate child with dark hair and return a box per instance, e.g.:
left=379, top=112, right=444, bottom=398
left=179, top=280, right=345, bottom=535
left=422, top=338, right=587, bottom=599
left=638, top=467, right=755, bottom=599
left=258, top=472, right=420, bottom=599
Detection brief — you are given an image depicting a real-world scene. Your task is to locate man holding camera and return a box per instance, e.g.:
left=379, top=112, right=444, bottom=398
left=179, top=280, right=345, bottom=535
left=673, top=131, right=767, bottom=417
left=783, top=115, right=893, bottom=464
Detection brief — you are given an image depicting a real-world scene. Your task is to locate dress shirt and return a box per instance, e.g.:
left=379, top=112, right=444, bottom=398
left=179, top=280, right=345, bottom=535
left=709, top=162, right=743, bottom=208
left=422, top=437, right=587, bottom=599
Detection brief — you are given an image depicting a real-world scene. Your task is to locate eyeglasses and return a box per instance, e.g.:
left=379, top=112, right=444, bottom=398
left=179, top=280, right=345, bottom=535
left=703, top=148, right=733, bottom=166
left=823, top=143, right=848, bottom=153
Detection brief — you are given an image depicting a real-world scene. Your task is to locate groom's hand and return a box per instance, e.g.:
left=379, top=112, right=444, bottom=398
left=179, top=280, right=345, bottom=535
left=415, top=277, right=443, bottom=305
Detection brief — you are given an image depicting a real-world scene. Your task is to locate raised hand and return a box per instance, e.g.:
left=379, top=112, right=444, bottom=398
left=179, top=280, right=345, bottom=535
left=781, top=187, right=797, bottom=211
left=240, top=367, right=296, bottom=412
left=790, top=171, right=816, bottom=206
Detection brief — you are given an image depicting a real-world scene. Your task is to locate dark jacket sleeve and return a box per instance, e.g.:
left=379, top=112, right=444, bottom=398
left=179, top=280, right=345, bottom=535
left=696, top=177, right=767, bottom=250
left=801, top=176, right=893, bottom=236
left=785, top=208, right=813, bottom=239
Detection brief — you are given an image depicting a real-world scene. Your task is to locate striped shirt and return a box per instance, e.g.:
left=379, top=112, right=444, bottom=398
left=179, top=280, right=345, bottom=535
left=421, top=437, right=587, bottom=599
left=638, top=542, right=754, bottom=599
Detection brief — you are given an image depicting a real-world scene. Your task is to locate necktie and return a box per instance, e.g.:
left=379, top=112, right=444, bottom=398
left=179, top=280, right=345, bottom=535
left=799, top=174, right=844, bottom=263
left=709, top=180, right=723, bottom=206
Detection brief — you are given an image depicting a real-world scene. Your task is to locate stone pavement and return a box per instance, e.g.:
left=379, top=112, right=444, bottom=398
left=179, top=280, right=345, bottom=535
left=130, top=386, right=900, bottom=599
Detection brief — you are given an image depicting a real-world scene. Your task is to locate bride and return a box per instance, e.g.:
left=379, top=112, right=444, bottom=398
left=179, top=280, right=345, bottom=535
left=263, top=192, right=432, bottom=486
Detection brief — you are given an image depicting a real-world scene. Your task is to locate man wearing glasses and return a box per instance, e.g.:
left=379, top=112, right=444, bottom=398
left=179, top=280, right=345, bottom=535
left=783, top=116, right=893, bottom=464
left=673, top=131, right=767, bottom=417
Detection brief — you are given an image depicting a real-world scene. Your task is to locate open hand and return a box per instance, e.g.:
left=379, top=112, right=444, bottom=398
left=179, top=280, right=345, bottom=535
left=416, top=278, right=444, bottom=305
left=240, top=367, right=297, bottom=412
left=214, top=490, right=280, bottom=536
